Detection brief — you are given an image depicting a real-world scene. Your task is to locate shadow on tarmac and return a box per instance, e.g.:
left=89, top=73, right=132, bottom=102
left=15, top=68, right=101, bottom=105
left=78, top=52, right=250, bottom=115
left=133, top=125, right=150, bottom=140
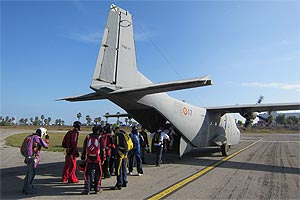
left=0, top=161, right=85, bottom=199
left=1, top=147, right=299, bottom=199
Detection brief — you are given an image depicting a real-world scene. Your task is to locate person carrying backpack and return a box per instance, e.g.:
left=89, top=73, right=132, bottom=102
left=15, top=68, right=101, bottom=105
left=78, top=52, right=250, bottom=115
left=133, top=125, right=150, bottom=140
left=101, top=124, right=112, bottom=178
left=128, top=126, right=143, bottom=176
left=62, top=121, right=81, bottom=183
left=111, top=127, right=130, bottom=190
left=139, top=127, right=149, bottom=164
left=150, top=127, right=170, bottom=167
left=21, top=128, right=49, bottom=195
left=81, top=125, right=105, bottom=195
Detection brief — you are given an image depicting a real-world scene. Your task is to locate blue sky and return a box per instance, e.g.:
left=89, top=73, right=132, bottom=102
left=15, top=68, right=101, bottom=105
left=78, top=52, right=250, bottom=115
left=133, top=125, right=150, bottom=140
left=1, top=1, right=299, bottom=125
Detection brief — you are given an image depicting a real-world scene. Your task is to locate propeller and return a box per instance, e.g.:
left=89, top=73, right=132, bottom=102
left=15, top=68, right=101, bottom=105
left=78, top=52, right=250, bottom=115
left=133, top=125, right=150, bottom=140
left=256, top=95, right=273, bottom=126
left=257, top=95, right=264, bottom=104
left=257, top=114, right=273, bottom=126
left=241, top=112, right=257, bottom=128
left=240, top=96, right=264, bottom=128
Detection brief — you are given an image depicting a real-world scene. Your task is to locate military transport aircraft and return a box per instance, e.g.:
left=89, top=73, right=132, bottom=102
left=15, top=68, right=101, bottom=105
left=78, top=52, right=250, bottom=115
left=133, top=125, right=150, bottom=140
left=59, top=5, right=300, bottom=157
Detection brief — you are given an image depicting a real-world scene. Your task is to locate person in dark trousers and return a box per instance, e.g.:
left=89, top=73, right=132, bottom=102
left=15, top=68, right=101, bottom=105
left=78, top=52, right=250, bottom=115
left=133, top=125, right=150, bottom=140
left=112, top=127, right=128, bottom=190
left=101, top=124, right=112, bottom=178
left=150, top=127, right=170, bottom=167
left=62, top=121, right=81, bottom=183
left=81, top=125, right=105, bottom=195
left=128, top=126, right=143, bottom=175
left=22, top=128, right=49, bottom=195
left=139, top=127, right=149, bottom=164
left=109, top=135, right=116, bottom=176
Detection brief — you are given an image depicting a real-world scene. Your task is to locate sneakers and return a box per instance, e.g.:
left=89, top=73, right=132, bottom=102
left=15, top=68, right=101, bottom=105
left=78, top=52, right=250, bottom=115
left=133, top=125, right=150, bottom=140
left=95, top=189, right=103, bottom=194
left=68, top=179, right=79, bottom=184
left=104, top=174, right=111, bottom=179
left=129, top=172, right=133, bottom=175
left=138, top=173, right=143, bottom=176
left=112, top=185, right=122, bottom=190
left=24, top=190, right=37, bottom=195
left=122, top=180, right=128, bottom=187
left=81, top=191, right=89, bottom=195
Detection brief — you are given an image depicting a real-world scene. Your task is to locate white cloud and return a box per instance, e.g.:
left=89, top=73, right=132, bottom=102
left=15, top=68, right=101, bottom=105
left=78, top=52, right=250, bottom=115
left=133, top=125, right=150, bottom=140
left=67, top=32, right=101, bottom=43
left=242, top=82, right=300, bottom=92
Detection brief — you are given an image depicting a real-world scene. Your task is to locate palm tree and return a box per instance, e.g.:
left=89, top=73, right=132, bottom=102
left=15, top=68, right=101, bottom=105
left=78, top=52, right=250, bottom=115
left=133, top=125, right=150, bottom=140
left=94, top=117, right=101, bottom=125
left=100, top=120, right=105, bottom=127
left=24, top=118, right=28, bottom=125
left=105, top=112, right=109, bottom=123
left=86, top=115, right=92, bottom=126
left=116, top=112, right=120, bottom=125
left=77, top=112, right=82, bottom=121
left=41, top=115, right=45, bottom=125
left=19, top=118, right=25, bottom=125
left=47, top=117, right=51, bottom=125
left=30, top=117, right=33, bottom=125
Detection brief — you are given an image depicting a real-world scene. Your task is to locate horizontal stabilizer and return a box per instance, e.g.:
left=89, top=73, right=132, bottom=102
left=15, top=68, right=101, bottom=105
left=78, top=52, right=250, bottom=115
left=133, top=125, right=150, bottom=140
left=56, top=92, right=106, bottom=102
left=103, top=113, right=130, bottom=118
left=110, top=76, right=212, bottom=96
left=206, top=102, right=300, bottom=115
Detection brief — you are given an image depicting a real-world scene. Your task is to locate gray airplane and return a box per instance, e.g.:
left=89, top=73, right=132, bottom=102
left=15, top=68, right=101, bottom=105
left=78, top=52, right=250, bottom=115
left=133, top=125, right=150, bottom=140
left=59, top=5, right=300, bottom=157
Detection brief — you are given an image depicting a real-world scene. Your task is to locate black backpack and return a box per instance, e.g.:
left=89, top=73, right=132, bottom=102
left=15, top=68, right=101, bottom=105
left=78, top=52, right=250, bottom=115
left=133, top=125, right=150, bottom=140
left=62, top=131, right=71, bottom=148
left=153, top=132, right=161, bottom=144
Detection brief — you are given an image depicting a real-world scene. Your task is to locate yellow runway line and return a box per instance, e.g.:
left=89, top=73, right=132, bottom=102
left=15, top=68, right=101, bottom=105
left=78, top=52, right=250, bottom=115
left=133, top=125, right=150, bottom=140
left=147, top=138, right=263, bottom=200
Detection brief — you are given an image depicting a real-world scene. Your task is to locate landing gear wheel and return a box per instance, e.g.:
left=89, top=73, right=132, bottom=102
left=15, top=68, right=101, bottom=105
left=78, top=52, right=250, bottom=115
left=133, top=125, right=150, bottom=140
left=221, top=144, right=229, bottom=156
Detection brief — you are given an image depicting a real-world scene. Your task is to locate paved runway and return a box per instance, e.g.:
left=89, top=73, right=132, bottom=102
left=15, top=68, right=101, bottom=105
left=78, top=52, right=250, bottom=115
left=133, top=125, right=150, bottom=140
left=1, top=129, right=299, bottom=199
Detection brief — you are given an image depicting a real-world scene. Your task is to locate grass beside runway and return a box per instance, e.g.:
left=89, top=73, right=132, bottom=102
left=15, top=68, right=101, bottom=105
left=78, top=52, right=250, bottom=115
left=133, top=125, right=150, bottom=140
left=3, top=126, right=134, bottom=152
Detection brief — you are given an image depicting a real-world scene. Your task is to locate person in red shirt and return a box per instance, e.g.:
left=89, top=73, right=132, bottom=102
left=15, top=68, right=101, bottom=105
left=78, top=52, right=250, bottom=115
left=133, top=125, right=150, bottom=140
left=62, top=121, right=81, bottom=183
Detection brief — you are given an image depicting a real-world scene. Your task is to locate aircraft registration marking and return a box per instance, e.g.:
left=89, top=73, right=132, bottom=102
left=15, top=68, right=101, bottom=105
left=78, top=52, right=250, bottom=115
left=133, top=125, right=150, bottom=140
left=147, top=138, right=263, bottom=200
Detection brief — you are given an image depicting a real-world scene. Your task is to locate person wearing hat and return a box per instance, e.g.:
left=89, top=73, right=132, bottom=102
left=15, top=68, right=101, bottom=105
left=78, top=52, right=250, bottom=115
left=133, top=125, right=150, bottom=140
left=150, top=127, right=170, bottom=167
left=62, top=121, right=81, bottom=183
left=128, top=125, right=143, bottom=176
left=22, top=128, right=49, bottom=195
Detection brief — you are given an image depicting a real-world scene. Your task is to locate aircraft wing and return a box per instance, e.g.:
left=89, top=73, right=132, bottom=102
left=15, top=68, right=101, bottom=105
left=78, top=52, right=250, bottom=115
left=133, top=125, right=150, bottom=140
left=56, top=92, right=106, bottom=102
left=206, top=102, right=300, bottom=115
left=103, top=113, right=130, bottom=118
left=110, top=76, right=212, bottom=96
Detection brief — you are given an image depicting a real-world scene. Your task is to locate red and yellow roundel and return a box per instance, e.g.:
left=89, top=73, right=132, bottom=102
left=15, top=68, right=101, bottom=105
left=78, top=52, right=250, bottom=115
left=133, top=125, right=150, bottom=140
left=183, top=107, right=188, bottom=116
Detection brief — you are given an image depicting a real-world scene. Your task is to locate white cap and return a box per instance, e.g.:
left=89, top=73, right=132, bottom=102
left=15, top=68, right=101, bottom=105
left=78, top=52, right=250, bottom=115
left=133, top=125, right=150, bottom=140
left=38, top=127, right=48, bottom=137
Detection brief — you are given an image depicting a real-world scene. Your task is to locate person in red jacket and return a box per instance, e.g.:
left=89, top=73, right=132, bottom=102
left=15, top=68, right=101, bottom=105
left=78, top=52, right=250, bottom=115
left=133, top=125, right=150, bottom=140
left=62, top=121, right=81, bottom=183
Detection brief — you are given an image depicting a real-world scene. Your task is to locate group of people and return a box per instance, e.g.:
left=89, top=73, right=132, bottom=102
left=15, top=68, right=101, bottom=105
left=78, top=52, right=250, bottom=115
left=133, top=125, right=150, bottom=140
left=21, top=121, right=176, bottom=195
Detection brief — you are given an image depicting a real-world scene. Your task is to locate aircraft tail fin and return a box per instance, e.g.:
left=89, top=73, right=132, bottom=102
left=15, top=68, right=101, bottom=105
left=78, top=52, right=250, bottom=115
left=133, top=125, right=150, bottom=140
left=59, top=4, right=212, bottom=102
left=92, top=5, right=141, bottom=89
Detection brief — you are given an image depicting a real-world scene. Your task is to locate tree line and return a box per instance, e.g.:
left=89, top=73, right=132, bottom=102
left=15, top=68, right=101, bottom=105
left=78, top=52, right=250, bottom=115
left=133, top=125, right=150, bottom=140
left=0, top=112, right=137, bottom=127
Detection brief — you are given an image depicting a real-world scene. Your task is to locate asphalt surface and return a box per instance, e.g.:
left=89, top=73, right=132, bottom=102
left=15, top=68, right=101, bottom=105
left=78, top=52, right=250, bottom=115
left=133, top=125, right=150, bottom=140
left=1, top=128, right=299, bottom=200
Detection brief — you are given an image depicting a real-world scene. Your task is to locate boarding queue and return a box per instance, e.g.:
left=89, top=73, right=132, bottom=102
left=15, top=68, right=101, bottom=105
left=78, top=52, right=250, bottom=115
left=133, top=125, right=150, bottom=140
left=20, top=122, right=174, bottom=195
